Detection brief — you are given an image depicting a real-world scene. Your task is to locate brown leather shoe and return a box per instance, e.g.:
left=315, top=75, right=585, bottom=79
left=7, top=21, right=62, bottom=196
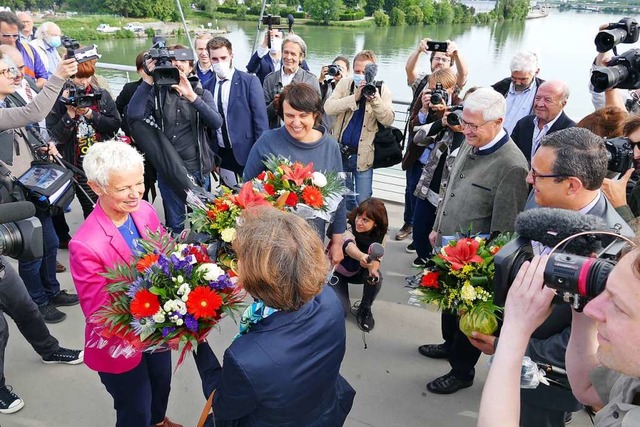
left=153, top=417, right=183, bottom=427
left=55, top=261, right=67, bottom=273
left=395, top=223, right=413, bottom=240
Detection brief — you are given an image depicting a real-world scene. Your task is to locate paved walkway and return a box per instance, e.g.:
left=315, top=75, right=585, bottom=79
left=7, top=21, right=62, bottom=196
left=1, top=199, right=593, bottom=426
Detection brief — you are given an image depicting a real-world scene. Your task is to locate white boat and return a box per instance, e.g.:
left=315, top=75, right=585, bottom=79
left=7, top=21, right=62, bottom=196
left=526, top=6, right=549, bottom=19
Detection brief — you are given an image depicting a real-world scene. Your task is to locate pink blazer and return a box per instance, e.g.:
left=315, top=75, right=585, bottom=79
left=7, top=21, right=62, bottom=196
left=69, top=200, right=162, bottom=374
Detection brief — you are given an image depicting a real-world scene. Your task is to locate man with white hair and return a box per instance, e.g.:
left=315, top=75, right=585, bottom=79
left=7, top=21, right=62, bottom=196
left=16, top=12, right=34, bottom=42
left=262, top=33, right=319, bottom=129
left=29, top=21, right=62, bottom=78
left=492, top=50, right=544, bottom=134
left=421, top=87, right=529, bottom=394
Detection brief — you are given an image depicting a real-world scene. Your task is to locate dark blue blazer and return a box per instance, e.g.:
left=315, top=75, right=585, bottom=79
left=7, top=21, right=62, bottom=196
left=510, top=111, right=576, bottom=163
left=204, top=70, right=269, bottom=166
left=246, top=51, right=310, bottom=86
left=194, top=286, right=355, bottom=426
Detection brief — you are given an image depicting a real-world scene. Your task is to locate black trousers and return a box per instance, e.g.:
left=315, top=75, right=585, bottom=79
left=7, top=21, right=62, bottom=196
left=442, top=311, right=481, bottom=381
left=331, top=270, right=382, bottom=316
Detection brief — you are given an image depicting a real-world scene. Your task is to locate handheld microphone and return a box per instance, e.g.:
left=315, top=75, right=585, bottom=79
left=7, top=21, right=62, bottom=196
left=364, top=63, right=378, bottom=84
left=515, top=208, right=608, bottom=256
left=365, top=242, right=384, bottom=263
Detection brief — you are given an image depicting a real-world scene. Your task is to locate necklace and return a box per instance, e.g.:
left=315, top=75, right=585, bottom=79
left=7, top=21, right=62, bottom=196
left=121, top=215, right=135, bottom=235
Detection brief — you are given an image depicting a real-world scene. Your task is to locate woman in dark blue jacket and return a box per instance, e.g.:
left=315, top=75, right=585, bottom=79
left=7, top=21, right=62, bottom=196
left=194, top=207, right=355, bottom=426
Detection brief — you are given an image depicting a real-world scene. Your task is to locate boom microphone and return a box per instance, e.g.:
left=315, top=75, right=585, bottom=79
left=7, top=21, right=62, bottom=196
left=365, top=242, right=385, bottom=263
left=515, top=208, right=608, bottom=256
left=364, top=63, right=378, bottom=84
left=0, top=201, right=36, bottom=223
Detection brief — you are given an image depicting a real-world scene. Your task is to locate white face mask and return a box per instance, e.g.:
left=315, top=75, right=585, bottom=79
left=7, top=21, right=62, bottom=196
left=269, top=37, right=283, bottom=54
left=212, top=61, right=232, bottom=80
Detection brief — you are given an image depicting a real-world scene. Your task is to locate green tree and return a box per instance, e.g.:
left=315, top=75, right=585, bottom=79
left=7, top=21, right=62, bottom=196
left=365, top=0, right=384, bottom=16
left=343, top=0, right=360, bottom=10
left=434, top=0, right=454, bottom=24
left=304, top=0, right=343, bottom=24
left=493, top=0, right=529, bottom=20
left=420, top=0, right=436, bottom=24
left=405, top=4, right=423, bottom=24
left=383, top=0, right=404, bottom=14
left=389, top=6, right=405, bottom=25
left=373, top=9, right=389, bottom=26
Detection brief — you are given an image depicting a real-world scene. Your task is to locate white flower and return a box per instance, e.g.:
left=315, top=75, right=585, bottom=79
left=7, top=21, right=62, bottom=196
left=176, top=318, right=184, bottom=326
left=152, top=311, right=165, bottom=323
left=197, top=263, right=226, bottom=281
left=163, top=301, right=175, bottom=312
left=173, top=299, right=187, bottom=315
left=220, top=227, right=236, bottom=243
left=312, top=171, right=327, bottom=188
left=460, top=283, right=477, bottom=302
left=171, top=244, right=189, bottom=260
left=181, top=294, right=189, bottom=302
left=176, top=283, right=191, bottom=297
left=176, top=275, right=184, bottom=284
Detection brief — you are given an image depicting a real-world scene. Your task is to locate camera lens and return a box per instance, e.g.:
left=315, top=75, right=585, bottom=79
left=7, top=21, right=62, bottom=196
left=544, top=253, right=614, bottom=299
left=430, top=93, right=443, bottom=105
left=327, top=65, right=340, bottom=76
left=362, top=84, right=377, bottom=98
left=447, top=112, right=461, bottom=127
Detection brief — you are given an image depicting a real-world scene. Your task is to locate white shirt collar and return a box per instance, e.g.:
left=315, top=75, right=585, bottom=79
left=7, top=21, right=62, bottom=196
left=478, top=128, right=507, bottom=152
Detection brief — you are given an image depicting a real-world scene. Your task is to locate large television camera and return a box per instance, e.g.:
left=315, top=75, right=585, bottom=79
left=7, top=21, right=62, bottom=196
left=0, top=201, right=43, bottom=262
left=60, top=81, right=102, bottom=108
left=144, top=37, right=195, bottom=86
left=591, top=48, right=640, bottom=93
left=61, top=36, right=100, bottom=64
left=595, top=17, right=639, bottom=53
left=493, top=208, right=631, bottom=311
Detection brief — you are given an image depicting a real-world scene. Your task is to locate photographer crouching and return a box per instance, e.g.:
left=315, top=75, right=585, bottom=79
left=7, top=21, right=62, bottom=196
left=0, top=52, right=83, bottom=413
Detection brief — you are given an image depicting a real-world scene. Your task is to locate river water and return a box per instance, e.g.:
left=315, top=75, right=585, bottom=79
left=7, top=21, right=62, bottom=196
left=90, top=10, right=631, bottom=125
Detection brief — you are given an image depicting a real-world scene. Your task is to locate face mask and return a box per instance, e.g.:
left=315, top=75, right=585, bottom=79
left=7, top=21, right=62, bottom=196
left=47, top=35, right=61, bottom=48
left=353, top=74, right=365, bottom=87
left=269, top=37, right=283, bottom=54
left=212, top=61, right=232, bottom=80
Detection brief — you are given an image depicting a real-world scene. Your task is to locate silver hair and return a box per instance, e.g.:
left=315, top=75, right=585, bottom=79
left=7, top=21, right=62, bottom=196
left=282, top=34, right=307, bottom=58
left=83, top=141, right=145, bottom=189
left=463, top=87, right=506, bottom=121
left=34, top=22, right=60, bottom=40
left=510, top=50, right=539, bottom=74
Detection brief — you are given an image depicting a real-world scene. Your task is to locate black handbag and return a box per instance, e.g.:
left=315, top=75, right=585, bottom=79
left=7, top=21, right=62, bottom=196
left=372, top=122, right=404, bottom=169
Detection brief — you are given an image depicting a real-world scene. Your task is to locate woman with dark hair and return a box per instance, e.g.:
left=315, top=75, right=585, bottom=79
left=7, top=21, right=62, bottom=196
left=243, top=82, right=346, bottom=266
left=46, top=57, right=121, bottom=218
left=194, top=207, right=355, bottom=426
left=331, top=198, right=388, bottom=331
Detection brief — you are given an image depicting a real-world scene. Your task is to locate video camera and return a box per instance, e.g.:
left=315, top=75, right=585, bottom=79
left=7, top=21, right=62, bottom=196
left=493, top=208, right=630, bottom=311
left=61, top=36, right=100, bottom=64
left=60, top=81, right=102, bottom=108
left=144, top=37, right=195, bottom=86
left=0, top=201, right=43, bottom=262
left=604, top=136, right=634, bottom=173
left=591, top=48, right=640, bottom=93
left=262, top=14, right=295, bottom=50
left=447, top=105, right=463, bottom=127
left=430, top=82, right=449, bottom=105
left=595, top=17, right=639, bottom=53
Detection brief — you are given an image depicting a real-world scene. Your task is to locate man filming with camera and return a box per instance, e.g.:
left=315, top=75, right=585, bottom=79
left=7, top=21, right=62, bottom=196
left=472, top=127, right=634, bottom=426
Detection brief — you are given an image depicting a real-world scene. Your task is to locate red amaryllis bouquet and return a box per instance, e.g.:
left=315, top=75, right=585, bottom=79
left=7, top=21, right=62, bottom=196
left=91, top=231, right=245, bottom=364
left=253, top=154, right=346, bottom=220
left=410, top=233, right=511, bottom=337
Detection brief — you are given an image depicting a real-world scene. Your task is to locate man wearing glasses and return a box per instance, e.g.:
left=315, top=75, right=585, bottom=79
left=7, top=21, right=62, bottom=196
left=422, top=87, right=529, bottom=395
left=0, top=12, right=47, bottom=89
left=492, top=50, right=544, bottom=135
left=470, top=127, right=633, bottom=427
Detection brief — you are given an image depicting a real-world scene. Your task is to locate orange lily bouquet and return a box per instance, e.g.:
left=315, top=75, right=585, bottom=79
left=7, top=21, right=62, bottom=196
left=92, top=231, right=245, bottom=364
left=413, top=233, right=512, bottom=336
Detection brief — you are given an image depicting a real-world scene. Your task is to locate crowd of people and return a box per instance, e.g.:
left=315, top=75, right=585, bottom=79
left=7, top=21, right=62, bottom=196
left=0, top=8, right=640, bottom=427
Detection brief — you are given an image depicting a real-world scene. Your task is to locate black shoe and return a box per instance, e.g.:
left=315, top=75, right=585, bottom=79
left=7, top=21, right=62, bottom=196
left=38, top=302, right=66, bottom=324
left=42, top=347, right=84, bottom=365
left=565, top=412, right=573, bottom=425
left=418, top=343, right=449, bottom=359
left=412, top=257, right=426, bottom=268
left=50, top=290, right=79, bottom=307
left=0, top=385, right=24, bottom=414
left=357, top=305, right=375, bottom=332
left=427, top=372, right=473, bottom=394
left=396, top=223, right=413, bottom=240
left=406, top=242, right=416, bottom=253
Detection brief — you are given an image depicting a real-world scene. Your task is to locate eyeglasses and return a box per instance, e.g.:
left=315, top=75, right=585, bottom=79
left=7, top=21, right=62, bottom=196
left=0, top=34, right=19, bottom=39
left=0, top=67, right=18, bottom=78
left=528, top=168, right=568, bottom=184
left=460, top=118, right=491, bottom=132
left=432, top=56, right=451, bottom=63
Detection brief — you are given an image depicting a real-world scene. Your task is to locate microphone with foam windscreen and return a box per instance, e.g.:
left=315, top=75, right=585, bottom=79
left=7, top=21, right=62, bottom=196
left=514, top=208, right=608, bottom=256
left=0, top=201, right=36, bottom=224
left=364, top=63, right=378, bottom=84
left=365, top=242, right=384, bottom=263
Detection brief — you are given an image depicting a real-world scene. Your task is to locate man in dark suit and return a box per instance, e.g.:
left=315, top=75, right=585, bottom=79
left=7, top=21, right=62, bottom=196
left=511, top=80, right=576, bottom=163
left=470, top=127, right=634, bottom=427
left=205, top=37, right=269, bottom=187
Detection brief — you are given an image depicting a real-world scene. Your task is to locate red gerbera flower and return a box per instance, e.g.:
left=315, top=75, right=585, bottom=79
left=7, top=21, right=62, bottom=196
left=136, top=254, right=159, bottom=272
left=420, top=271, right=440, bottom=289
left=438, top=238, right=483, bottom=270
left=186, top=287, right=223, bottom=319
left=130, top=289, right=161, bottom=318
left=285, top=191, right=299, bottom=207
left=301, top=186, right=324, bottom=208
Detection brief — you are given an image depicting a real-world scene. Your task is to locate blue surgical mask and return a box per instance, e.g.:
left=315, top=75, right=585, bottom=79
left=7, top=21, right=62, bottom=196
left=47, top=36, right=61, bottom=48
left=353, top=73, right=365, bottom=87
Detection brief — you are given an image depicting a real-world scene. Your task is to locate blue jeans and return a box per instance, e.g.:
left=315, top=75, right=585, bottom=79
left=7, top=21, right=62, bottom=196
left=412, top=197, right=437, bottom=261
left=403, top=162, right=423, bottom=226
left=18, top=214, right=61, bottom=306
left=342, top=154, right=373, bottom=213
left=157, top=171, right=210, bottom=234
